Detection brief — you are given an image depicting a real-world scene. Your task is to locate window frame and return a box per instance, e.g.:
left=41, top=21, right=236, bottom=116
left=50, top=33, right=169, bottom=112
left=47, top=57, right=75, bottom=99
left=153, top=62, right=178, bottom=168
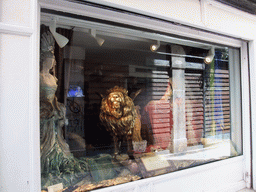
left=38, top=1, right=251, bottom=191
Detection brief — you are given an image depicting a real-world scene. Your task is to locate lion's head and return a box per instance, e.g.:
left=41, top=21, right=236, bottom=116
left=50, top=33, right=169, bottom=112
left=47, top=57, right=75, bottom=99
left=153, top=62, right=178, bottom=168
left=99, top=86, right=136, bottom=135
left=101, top=86, right=134, bottom=119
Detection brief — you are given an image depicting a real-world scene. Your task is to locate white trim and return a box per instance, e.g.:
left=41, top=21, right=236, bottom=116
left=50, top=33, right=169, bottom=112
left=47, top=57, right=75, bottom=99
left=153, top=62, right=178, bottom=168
left=93, top=156, right=246, bottom=192
left=38, top=1, right=251, bottom=191
left=0, top=0, right=41, bottom=191
left=200, top=0, right=207, bottom=26
left=72, top=0, right=255, bottom=41
left=39, top=0, right=243, bottom=48
left=40, top=12, right=219, bottom=50
left=40, top=0, right=204, bottom=28
left=215, top=180, right=247, bottom=192
left=249, top=40, right=256, bottom=190
left=207, top=0, right=256, bottom=22
left=0, top=23, right=33, bottom=36
left=240, top=41, right=252, bottom=188
left=28, top=1, right=41, bottom=192
left=73, top=0, right=256, bottom=29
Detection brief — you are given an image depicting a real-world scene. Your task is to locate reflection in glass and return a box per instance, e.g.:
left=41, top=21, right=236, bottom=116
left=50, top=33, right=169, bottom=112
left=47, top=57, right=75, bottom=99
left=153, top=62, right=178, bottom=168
left=40, top=22, right=241, bottom=191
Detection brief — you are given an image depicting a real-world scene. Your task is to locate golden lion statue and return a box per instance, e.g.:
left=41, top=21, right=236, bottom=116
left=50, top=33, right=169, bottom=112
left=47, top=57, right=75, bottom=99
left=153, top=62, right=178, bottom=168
left=99, top=86, right=136, bottom=158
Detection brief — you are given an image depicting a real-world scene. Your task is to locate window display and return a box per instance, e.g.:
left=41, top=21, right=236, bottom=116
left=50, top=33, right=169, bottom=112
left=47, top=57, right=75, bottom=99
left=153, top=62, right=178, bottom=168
left=40, top=31, right=88, bottom=189
left=40, top=15, right=242, bottom=191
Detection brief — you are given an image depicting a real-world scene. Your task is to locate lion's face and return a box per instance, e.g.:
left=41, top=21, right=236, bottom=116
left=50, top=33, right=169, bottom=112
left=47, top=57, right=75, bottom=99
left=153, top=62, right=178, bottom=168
left=100, top=86, right=135, bottom=121
left=107, top=92, right=124, bottom=110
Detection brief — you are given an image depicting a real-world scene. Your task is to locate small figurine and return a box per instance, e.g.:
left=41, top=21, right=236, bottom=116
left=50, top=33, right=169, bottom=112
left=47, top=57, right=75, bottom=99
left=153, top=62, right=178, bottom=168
left=99, top=86, right=136, bottom=158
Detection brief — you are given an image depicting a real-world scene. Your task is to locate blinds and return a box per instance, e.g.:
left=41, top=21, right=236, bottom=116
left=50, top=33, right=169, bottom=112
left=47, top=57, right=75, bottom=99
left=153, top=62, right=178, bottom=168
left=185, top=54, right=230, bottom=146
left=185, top=69, right=204, bottom=146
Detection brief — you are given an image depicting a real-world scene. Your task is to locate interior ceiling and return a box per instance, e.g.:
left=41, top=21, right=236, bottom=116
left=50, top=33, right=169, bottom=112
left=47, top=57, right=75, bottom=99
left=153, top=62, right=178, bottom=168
left=215, top=0, right=256, bottom=15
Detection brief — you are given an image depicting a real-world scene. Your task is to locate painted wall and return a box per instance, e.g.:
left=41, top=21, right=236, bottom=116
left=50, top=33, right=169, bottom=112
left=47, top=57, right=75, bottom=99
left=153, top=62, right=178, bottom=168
left=89, top=0, right=256, bottom=39
left=0, top=0, right=40, bottom=191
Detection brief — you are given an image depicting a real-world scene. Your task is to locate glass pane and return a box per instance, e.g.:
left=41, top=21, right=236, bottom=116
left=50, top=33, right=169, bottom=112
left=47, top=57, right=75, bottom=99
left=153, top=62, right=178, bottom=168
left=40, top=20, right=242, bottom=191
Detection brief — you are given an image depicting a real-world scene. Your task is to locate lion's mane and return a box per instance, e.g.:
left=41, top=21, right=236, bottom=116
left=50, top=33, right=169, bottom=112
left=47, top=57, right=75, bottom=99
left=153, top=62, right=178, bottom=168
left=99, top=86, right=136, bottom=136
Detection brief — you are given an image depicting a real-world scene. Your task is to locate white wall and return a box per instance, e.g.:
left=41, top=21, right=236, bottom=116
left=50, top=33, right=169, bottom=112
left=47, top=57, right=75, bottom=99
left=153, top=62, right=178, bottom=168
left=87, top=0, right=256, bottom=40
left=0, top=0, right=40, bottom=191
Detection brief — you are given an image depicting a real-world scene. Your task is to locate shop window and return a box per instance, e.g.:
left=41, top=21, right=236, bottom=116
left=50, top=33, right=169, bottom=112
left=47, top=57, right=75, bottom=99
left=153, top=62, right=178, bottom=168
left=40, top=16, right=242, bottom=191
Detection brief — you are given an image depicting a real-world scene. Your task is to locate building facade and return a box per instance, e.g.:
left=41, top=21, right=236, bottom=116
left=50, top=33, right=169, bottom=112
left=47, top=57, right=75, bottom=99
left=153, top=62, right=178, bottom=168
left=0, top=0, right=256, bottom=191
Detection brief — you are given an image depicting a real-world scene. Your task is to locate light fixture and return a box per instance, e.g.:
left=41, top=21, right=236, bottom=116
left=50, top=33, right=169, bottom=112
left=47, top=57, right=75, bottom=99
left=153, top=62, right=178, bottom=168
left=49, top=18, right=69, bottom=48
left=204, top=47, right=215, bottom=64
left=150, top=40, right=160, bottom=52
left=89, top=29, right=105, bottom=46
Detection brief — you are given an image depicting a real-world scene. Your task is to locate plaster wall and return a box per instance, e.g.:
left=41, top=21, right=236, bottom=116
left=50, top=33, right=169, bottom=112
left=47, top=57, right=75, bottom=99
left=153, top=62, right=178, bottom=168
left=0, top=0, right=40, bottom=191
left=89, top=0, right=256, bottom=40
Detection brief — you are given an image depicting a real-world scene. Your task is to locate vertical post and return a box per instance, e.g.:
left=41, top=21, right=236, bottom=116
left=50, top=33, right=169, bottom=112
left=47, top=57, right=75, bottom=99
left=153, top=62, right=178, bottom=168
left=170, top=45, right=187, bottom=153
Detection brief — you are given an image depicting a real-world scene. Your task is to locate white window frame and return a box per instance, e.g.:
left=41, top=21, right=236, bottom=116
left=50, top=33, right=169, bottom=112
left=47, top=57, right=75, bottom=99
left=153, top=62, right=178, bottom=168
left=37, top=0, right=251, bottom=191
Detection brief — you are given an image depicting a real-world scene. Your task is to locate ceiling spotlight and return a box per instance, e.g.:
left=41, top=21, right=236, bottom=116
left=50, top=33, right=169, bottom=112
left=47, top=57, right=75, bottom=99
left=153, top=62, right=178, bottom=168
left=49, top=18, right=69, bottom=48
left=150, top=40, right=160, bottom=52
left=204, top=47, right=215, bottom=64
left=89, top=29, right=105, bottom=46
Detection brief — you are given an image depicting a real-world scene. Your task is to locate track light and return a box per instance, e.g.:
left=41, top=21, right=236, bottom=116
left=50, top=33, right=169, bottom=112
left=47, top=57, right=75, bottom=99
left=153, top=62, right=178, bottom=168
left=49, top=18, right=69, bottom=48
left=89, top=29, right=105, bottom=46
left=150, top=40, right=160, bottom=52
left=204, top=47, right=215, bottom=64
